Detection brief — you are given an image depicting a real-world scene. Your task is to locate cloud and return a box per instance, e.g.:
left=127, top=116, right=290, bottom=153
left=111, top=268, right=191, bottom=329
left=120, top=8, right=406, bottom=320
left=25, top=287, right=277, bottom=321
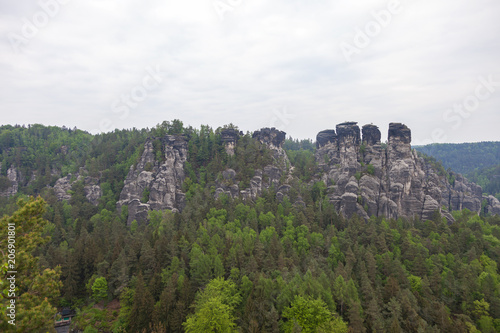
left=0, top=0, right=499, bottom=145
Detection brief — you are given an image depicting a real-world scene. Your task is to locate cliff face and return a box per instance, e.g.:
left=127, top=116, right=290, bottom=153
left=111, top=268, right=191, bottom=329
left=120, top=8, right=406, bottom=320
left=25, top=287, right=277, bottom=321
left=117, top=135, right=187, bottom=225
left=316, top=122, right=495, bottom=221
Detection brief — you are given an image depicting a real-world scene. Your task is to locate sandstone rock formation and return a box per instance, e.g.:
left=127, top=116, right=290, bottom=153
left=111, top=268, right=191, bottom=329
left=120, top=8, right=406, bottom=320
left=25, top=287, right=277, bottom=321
left=117, top=135, right=187, bottom=225
left=220, top=128, right=242, bottom=156
left=0, top=165, right=19, bottom=197
left=316, top=122, right=497, bottom=222
left=484, top=195, right=500, bottom=216
left=52, top=168, right=102, bottom=205
left=215, top=128, right=292, bottom=202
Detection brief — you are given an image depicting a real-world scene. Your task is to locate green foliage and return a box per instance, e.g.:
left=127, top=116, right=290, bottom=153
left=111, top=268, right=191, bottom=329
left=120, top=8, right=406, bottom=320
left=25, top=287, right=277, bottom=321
left=144, top=161, right=153, bottom=172
left=366, top=164, right=375, bottom=175
left=91, top=277, right=108, bottom=302
left=417, top=150, right=449, bottom=178
left=284, top=138, right=315, bottom=151
left=414, top=142, right=500, bottom=174
left=183, top=277, right=241, bottom=333
left=468, top=164, right=500, bottom=199
left=141, top=187, right=150, bottom=203
left=0, top=197, right=62, bottom=332
left=311, top=181, right=327, bottom=203
left=0, top=122, right=499, bottom=333
left=0, top=176, right=11, bottom=191
left=286, top=149, right=317, bottom=181
left=282, top=295, right=347, bottom=333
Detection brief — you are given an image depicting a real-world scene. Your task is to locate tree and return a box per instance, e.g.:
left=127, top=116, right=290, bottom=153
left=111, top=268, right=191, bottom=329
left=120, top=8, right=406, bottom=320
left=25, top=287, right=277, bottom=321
left=0, top=197, right=62, bottom=332
left=91, top=277, right=108, bottom=303
left=184, top=296, right=238, bottom=333
left=128, top=273, right=154, bottom=332
left=183, top=277, right=241, bottom=333
left=282, top=295, right=347, bottom=333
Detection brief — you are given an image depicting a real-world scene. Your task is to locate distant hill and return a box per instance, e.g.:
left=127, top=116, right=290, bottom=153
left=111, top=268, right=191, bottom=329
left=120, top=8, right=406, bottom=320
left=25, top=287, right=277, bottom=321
left=467, top=164, right=500, bottom=200
left=414, top=142, right=500, bottom=175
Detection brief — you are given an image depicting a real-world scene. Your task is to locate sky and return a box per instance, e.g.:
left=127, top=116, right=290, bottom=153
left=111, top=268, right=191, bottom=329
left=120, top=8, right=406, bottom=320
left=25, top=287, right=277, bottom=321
left=0, top=0, right=499, bottom=145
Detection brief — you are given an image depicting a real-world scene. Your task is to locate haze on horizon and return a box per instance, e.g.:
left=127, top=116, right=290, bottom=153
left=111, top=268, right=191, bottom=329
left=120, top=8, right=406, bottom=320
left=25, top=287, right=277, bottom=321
left=1, top=0, right=499, bottom=145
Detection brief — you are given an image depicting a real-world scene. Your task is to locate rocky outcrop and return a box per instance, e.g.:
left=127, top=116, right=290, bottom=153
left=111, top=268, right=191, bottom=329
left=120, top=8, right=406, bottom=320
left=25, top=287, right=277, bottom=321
left=316, top=122, right=494, bottom=221
left=53, top=175, right=73, bottom=201
left=214, top=127, right=294, bottom=203
left=220, top=129, right=242, bottom=156
left=484, top=195, right=500, bottom=216
left=0, top=165, right=19, bottom=197
left=253, top=127, right=289, bottom=169
left=117, top=135, right=187, bottom=225
left=53, top=168, right=102, bottom=205
left=316, top=130, right=337, bottom=149
left=253, top=127, right=286, bottom=148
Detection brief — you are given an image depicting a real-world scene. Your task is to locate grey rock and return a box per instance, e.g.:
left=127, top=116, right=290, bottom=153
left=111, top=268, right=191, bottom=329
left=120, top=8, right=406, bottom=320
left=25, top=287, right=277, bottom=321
left=362, top=124, right=381, bottom=146
left=484, top=195, right=500, bottom=216
left=0, top=166, right=19, bottom=197
left=117, top=135, right=188, bottom=225
left=315, top=122, right=490, bottom=221
left=222, top=169, right=236, bottom=180
left=220, top=129, right=241, bottom=156
left=316, top=130, right=336, bottom=148
left=53, top=175, right=73, bottom=201
left=253, top=127, right=286, bottom=148
left=85, top=185, right=103, bottom=206
left=52, top=170, right=102, bottom=205
left=263, top=165, right=281, bottom=187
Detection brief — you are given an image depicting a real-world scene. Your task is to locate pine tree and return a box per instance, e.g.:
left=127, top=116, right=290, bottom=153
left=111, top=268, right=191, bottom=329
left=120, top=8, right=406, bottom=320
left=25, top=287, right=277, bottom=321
left=0, top=197, right=62, bottom=332
left=128, top=273, right=154, bottom=332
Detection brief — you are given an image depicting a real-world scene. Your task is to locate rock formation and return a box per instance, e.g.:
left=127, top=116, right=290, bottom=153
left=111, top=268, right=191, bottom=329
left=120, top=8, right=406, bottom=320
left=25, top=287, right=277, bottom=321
left=215, top=128, right=292, bottom=202
left=52, top=168, right=102, bottom=205
left=1, top=122, right=497, bottom=225
left=0, top=165, right=19, bottom=197
left=117, top=135, right=188, bottom=225
left=316, top=122, right=497, bottom=222
left=484, top=195, right=500, bottom=216
left=220, top=128, right=242, bottom=156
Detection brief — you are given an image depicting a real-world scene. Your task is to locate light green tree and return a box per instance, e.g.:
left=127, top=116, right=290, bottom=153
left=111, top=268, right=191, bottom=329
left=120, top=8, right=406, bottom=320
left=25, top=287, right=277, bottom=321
left=91, top=277, right=108, bottom=302
left=282, top=295, right=348, bottom=333
left=183, top=277, right=241, bottom=333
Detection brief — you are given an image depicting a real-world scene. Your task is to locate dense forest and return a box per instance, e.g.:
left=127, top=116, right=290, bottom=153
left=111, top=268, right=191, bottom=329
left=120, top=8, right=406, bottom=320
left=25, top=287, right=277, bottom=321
left=468, top=165, right=500, bottom=201
left=1, top=123, right=500, bottom=332
left=414, top=142, right=500, bottom=200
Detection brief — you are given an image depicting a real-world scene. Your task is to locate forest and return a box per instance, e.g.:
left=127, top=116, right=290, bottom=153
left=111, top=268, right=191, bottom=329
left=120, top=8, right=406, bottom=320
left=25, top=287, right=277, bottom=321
left=414, top=142, right=500, bottom=200
left=1, top=122, right=500, bottom=332
left=414, top=142, right=500, bottom=175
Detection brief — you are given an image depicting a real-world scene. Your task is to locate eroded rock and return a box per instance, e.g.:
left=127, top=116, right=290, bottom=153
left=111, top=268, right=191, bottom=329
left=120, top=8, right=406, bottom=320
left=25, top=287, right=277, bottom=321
left=117, top=135, right=188, bottom=225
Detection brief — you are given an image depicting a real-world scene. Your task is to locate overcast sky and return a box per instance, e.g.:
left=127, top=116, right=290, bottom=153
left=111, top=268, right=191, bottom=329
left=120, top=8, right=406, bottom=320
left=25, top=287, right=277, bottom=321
left=1, top=0, right=499, bottom=145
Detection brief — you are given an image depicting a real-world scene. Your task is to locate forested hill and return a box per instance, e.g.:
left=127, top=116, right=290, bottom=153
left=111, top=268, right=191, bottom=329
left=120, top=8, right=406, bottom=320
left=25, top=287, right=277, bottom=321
left=414, top=142, right=500, bottom=175
left=414, top=142, right=500, bottom=200
left=1, top=121, right=500, bottom=332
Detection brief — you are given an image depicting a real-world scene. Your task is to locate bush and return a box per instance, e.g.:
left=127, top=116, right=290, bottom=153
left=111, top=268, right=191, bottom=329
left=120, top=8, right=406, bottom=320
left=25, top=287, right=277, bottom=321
left=366, top=164, right=375, bottom=175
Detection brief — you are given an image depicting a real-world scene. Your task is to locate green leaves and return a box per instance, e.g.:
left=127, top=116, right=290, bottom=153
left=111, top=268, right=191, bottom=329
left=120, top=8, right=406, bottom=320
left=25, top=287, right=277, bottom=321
left=0, top=197, right=62, bottom=332
left=91, top=277, right=108, bottom=303
left=183, top=277, right=241, bottom=333
left=282, top=295, right=347, bottom=333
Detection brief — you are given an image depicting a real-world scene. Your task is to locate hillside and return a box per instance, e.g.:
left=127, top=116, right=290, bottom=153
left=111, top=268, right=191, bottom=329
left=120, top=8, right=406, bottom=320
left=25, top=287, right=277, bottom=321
left=414, top=142, right=500, bottom=175
left=1, top=121, right=500, bottom=332
left=468, top=164, right=500, bottom=201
